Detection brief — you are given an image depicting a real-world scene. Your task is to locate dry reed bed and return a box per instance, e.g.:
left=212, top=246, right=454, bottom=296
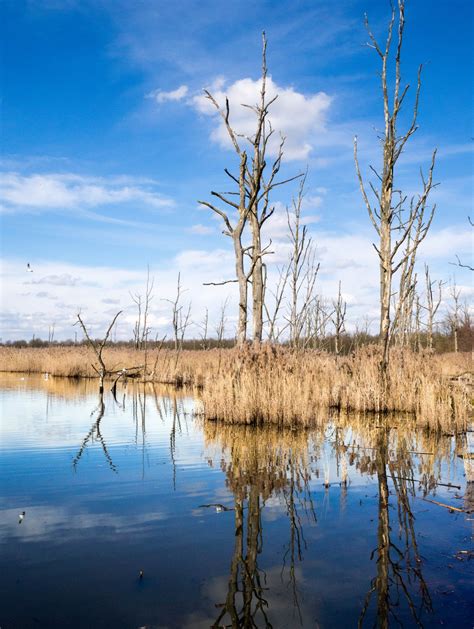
left=0, top=345, right=471, bottom=430
left=198, top=346, right=471, bottom=431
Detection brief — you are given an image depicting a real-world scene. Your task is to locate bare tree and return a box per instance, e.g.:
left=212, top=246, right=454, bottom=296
left=131, top=266, right=154, bottom=350
left=413, top=292, right=422, bottom=353
left=391, top=223, right=420, bottom=347
left=354, top=0, right=437, bottom=373
left=447, top=280, right=461, bottom=353
left=286, top=173, right=320, bottom=348
left=164, top=273, right=192, bottom=370
left=422, top=264, right=443, bottom=352
left=264, top=263, right=290, bottom=342
left=198, top=307, right=210, bottom=350
left=305, top=295, right=332, bottom=349
left=215, top=297, right=229, bottom=347
left=199, top=32, right=300, bottom=345
left=75, top=311, right=122, bottom=393
left=331, top=281, right=347, bottom=355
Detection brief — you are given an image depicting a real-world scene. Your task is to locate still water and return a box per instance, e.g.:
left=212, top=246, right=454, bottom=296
left=0, top=373, right=472, bottom=628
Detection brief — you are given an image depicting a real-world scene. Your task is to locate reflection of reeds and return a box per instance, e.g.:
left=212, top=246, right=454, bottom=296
left=203, top=421, right=322, bottom=500
left=1, top=345, right=470, bottom=428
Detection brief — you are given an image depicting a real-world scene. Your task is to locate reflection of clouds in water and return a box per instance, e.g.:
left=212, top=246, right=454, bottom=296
left=261, top=494, right=287, bottom=522
left=182, top=565, right=312, bottom=628
left=0, top=506, right=168, bottom=541
left=0, top=376, right=201, bottom=460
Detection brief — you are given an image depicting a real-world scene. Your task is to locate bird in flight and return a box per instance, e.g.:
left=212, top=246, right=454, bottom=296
left=27, top=263, right=33, bottom=272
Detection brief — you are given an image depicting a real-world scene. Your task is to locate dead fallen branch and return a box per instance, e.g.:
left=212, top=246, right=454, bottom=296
left=389, top=475, right=461, bottom=490
left=421, top=497, right=470, bottom=513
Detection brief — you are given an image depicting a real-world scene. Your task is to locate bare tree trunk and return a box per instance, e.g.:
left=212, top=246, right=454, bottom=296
left=354, top=0, right=437, bottom=375
left=423, top=265, right=443, bottom=352
left=449, top=282, right=461, bottom=353
left=331, top=281, right=347, bottom=355
left=199, top=308, right=209, bottom=350
left=251, top=219, right=264, bottom=344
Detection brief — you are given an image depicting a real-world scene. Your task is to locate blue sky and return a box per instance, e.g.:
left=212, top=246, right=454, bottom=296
left=1, top=0, right=472, bottom=340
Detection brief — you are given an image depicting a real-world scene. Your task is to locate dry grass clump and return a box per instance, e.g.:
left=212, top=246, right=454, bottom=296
left=198, top=345, right=471, bottom=431
left=0, top=345, right=219, bottom=384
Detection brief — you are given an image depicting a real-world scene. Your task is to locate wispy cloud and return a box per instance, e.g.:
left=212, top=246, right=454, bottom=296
left=0, top=172, right=175, bottom=212
left=188, top=223, right=214, bottom=235
left=26, top=273, right=83, bottom=287
left=147, top=84, right=189, bottom=103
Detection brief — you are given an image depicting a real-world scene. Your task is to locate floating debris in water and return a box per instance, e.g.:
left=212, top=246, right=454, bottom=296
left=198, top=503, right=234, bottom=512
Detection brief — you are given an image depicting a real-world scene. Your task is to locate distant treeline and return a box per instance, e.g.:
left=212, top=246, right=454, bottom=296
left=2, top=324, right=471, bottom=355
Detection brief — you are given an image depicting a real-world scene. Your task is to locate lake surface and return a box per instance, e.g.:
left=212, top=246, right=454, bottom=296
left=0, top=373, right=472, bottom=628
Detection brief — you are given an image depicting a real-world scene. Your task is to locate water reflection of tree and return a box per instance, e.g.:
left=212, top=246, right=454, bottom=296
left=72, top=383, right=189, bottom=481
left=73, top=393, right=117, bottom=473
left=152, top=386, right=187, bottom=489
left=206, top=416, right=459, bottom=628
left=205, top=424, right=320, bottom=627
left=356, top=424, right=434, bottom=628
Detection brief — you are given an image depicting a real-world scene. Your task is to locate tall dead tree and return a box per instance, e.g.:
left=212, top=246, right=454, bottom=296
left=198, top=32, right=300, bottom=345
left=354, top=0, right=437, bottom=373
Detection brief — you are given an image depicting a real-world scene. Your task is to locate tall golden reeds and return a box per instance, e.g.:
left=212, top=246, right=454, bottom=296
left=0, top=344, right=471, bottom=429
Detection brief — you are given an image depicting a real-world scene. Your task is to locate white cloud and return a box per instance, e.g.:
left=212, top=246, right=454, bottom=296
left=27, top=273, right=82, bottom=287
left=188, top=223, right=214, bottom=235
left=192, top=76, right=331, bottom=161
left=0, top=172, right=174, bottom=212
left=148, top=84, right=189, bottom=103
left=174, top=248, right=233, bottom=271
left=262, top=201, right=321, bottom=241
left=418, top=225, right=472, bottom=259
